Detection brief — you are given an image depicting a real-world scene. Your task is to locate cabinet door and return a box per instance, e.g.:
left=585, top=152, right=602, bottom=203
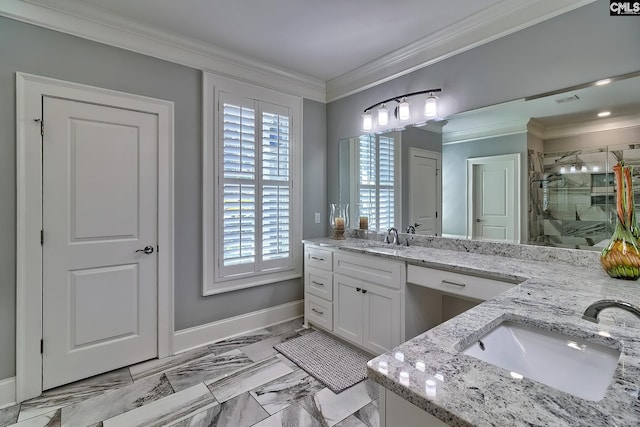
left=334, top=274, right=363, bottom=345
left=363, top=282, right=401, bottom=354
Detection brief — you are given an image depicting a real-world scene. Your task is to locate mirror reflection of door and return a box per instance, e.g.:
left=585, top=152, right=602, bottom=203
left=467, top=153, right=521, bottom=242
left=409, top=148, right=441, bottom=235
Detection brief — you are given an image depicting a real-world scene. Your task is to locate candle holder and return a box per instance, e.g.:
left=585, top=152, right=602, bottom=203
left=357, top=204, right=369, bottom=230
left=329, top=203, right=349, bottom=240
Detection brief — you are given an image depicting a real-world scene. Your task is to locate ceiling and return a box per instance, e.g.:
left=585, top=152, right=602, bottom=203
left=17, top=0, right=594, bottom=95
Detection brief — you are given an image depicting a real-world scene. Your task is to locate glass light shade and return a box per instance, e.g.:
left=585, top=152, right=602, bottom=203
left=398, top=98, right=410, bottom=121
left=378, top=104, right=389, bottom=126
left=425, top=94, right=438, bottom=118
left=362, top=112, right=373, bottom=131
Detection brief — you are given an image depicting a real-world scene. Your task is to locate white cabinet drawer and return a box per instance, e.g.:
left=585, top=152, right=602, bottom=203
left=406, top=265, right=516, bottom=301
left=306, top=294, right=333, bottom=331
left=334, top=251, right=402, bottom=290
left=305, top=246, right=333, bottom=271
left=305, top=266, right=333, bottom=301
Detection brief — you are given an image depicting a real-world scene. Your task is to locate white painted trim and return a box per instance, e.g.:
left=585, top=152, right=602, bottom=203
left=442, top=119, right=529, bottom=145
left=326, top=0, right=595, bottom=101
left=533, top=114, right=640, bottom=140
left=0, top=0, right=325, bottom=102
left=202, top=72, right=303, bottom=296
left=173, top=301, right=304, bottom=354
left=0, top=377, right=16, bottom=409
left=1, top=0, right=593, bottom=102
left=16, top=72, right=175, bottom=402
left=466, top=153, right=521, bottom=243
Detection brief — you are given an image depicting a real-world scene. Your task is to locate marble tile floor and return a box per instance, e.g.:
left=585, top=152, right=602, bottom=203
left=0, top=317, right=379, bottom=427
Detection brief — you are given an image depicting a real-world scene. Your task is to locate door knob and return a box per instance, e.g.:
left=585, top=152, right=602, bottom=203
left=136, top=245, right=154, bottom=254
left=476, top=219, right=484, bottom=223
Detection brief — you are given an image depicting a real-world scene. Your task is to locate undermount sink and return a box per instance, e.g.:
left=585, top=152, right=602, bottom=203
left=461, top=321, right=621, bottom=401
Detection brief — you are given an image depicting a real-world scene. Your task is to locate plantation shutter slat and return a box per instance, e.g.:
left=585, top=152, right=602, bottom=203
left=218, top=92, right=293, bottom=278
left=358, top=134, right=395, bottom=232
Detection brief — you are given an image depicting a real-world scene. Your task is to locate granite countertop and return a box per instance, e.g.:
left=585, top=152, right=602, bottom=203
left=303, top=236, right=640, bottom=426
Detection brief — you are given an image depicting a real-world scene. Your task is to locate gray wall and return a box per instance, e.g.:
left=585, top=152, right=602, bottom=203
left=303, top=99, right=328, bottom=238
left=327, top=0, right=640, bottom=206
left=442, top=134, right=528, bottom=239
left=0, top=17, right=324, bottom=380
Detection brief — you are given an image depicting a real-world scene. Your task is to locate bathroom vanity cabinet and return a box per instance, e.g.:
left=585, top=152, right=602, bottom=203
left=303, top=245, right=404, bottom=354
left=333, top=251, right=403, bottom=354
left=303, top=242, right=516, bottom=355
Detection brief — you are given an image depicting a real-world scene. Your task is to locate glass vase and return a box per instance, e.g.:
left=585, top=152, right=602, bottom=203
left=600, top=218, right=640, bottom=280
left=601, top=161, right=640, bottom=280
left=329, top=203, right=348, bottom=240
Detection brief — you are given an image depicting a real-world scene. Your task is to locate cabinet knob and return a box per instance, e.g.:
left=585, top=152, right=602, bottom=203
left=362, top=289, right=367, bottom=294
left=356, top=287, right=361, bottom=292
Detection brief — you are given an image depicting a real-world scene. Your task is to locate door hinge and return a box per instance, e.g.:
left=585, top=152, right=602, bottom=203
left=40, top=339, right=43, bottom=354
left=156, top=245, right=159, bottom=253
left=436, top=211, right=438, bottom=219
left=41, top=230, right=44, bottom=245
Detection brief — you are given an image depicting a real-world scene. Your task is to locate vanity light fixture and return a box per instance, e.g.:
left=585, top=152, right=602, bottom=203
left=560, top=166, right=566, bottom=174
left=425, top=92, right=439, bottom=118
left=378, top=103, right=389, bottom=126
left=598, top=111, right=611, bottom=117
left=570, top=165, right=577, bottom=173
left=361, top=88, right=442, bottom=131
left=581, top=165, right=588, bottom=172
left=398, top=98, right=410, bottom=121
left=362, top=111, right=373, bottom=131
left=593, top=165, right=600, bottom=172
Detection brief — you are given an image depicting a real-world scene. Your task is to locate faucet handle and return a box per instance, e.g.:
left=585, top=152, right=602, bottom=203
left=383, top=235, right=390, bottom=244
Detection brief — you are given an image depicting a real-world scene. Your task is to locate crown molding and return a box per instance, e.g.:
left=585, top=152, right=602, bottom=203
left=536, top=114, right=640, bottom=140
left=442, top=118, right=529, bottom=145
left=527, top=119, right=547, bottom=139
left=0, top=0, right=326, bottom=102
left=326, top=0, right=595, bottom=102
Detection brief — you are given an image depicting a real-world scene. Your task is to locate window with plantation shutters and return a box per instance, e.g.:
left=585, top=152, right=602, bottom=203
left=357, top=133, right=398, bottom=232
left=203, top=73, right=302, bottom=295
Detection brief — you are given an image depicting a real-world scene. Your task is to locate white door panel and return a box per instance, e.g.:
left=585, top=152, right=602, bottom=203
left=409, top=150, right=440, bottom=236
left=43, top=97, right=158, bottom=389
left=468, top=154, right=520, bottom=242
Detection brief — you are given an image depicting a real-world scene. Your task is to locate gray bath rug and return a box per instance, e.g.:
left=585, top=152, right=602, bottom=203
left=274, top=330, right=371, bottom=393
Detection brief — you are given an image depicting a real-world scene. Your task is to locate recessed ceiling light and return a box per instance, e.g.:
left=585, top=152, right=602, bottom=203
left=595, top=79, right=611, bottom=86
left=598, top=111, right=611, bottom=117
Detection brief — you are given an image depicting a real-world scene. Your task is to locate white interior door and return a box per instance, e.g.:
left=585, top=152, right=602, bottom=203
left=409, top=149, right=440, bottom=235
left=42, top=96, right=158, bottom=389
left=468, top=154, right=520, bottom=242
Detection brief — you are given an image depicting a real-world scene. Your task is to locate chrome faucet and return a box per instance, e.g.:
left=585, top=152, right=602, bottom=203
left=384, top=227, right=400, bottom=245
left=582, top=299, right=640, bottom=323
left=406, top=222, right=421, bottom=234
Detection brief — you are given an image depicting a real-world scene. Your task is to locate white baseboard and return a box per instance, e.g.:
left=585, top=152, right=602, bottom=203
left=0, top=377, right=16, bottom=409
left=173, top=300, right=304, bottom=354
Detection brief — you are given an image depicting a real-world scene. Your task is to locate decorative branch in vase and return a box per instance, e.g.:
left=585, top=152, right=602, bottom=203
left=601, top=161, right=640, bottom=280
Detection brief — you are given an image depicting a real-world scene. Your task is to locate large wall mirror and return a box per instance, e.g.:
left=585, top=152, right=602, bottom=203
left=338, top=71, right=640, bottom=249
